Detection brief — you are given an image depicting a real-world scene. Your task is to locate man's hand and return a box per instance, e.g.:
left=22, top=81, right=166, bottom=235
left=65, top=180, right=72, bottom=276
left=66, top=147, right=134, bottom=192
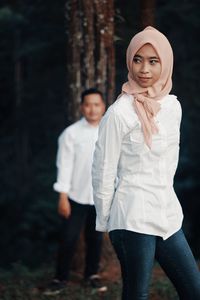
left=58, top=193, right=71, bottom=218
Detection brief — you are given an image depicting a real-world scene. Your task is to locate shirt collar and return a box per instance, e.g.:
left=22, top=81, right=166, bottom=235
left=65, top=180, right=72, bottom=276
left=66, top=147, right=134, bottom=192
left=81, top=117, right=99, bottom=129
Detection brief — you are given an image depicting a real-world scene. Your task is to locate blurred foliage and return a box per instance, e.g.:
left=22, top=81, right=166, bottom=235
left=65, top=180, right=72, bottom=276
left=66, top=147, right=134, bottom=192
left=155, top=0, right=200, bottom=257
left=0, top=0, right=200, bottom=269
left=0, top=262, right=178, bottom=300
left=0, top=0, right=67, bottom=267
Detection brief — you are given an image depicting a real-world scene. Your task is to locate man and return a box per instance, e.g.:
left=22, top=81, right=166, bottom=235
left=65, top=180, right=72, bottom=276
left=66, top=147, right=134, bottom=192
left=44, top=88, right=106, bottom=296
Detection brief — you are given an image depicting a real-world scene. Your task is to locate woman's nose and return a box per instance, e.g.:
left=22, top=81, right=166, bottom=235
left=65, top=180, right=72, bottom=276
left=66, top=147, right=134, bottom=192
left=140, top=62, right=149, bottom=73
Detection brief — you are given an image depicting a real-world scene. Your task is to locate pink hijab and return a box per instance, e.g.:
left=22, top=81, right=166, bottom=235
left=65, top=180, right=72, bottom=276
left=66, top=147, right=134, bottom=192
left=122, top=26, right=174, bottom=148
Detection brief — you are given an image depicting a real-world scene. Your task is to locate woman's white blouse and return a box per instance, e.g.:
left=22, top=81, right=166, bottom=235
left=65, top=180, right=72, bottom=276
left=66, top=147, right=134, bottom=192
left=92, top=93, right=183, bottom=240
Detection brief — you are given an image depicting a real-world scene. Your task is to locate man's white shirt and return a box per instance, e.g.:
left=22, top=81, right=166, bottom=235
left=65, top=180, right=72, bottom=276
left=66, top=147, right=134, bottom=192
left=54, top=118, right=98, bottom=205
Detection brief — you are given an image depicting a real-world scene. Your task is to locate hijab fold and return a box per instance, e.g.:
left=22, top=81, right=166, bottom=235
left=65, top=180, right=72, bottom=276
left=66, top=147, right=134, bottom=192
left=122, top=26, right=174, bottom=148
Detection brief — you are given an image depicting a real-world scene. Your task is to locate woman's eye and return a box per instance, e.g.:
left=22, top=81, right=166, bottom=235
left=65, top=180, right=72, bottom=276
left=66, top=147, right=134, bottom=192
left=150, top=59, right=159, bottom=65
left=133, top=57, right=142, bottom=63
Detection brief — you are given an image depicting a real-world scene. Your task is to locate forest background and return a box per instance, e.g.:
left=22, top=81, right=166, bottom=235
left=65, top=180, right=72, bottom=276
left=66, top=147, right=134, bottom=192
left=0, top=0, right=200, bottom=270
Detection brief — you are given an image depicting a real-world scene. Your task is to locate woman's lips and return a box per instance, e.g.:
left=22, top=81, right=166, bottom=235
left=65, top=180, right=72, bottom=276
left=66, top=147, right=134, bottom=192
left=138, top=77, right=151, bottom=81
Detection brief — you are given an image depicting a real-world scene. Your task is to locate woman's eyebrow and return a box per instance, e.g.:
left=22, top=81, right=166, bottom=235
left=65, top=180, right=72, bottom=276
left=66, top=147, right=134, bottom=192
left=134, top=54, right=159, bottom=59
left=149, top=56, right=159, bottom=59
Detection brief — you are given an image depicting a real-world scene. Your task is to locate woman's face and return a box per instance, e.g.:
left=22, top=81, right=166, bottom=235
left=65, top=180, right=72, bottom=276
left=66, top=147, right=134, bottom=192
left=131, top=43, right=161, bottom=88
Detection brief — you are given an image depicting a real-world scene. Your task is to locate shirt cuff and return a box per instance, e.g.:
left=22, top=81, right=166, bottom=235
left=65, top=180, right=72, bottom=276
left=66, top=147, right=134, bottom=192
left=53, top=182, right=70, bottom=194
left=95, top=219, right=108, bottom=232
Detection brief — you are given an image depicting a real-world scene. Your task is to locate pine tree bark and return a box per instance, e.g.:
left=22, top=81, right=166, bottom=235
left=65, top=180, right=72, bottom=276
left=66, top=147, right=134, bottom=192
left=82, top=0, right=95, bottom=88
left=66, top=0, right=82, bottom=122
left=105, top=0, right=115, bottom=106
left=65, top=0, right=116, bottom=273
left=140, top=0, right=156, bottom=29
left=66, top=0, right=115, bottom=121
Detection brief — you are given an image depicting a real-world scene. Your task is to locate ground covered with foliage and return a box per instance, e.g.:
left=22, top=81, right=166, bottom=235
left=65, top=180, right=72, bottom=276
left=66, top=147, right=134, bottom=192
left=0, top=260, right=179, bottom=300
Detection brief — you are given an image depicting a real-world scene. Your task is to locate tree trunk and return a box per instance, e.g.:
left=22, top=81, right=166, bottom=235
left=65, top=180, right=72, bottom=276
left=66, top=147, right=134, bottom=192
left=82, top=0, right=95, bottom=89
left=65, top=0, right=115, bottom=121
left=65, top=0, right=116, bottom=274
left=139, top=0, right=156, bottom=29
left=105, top=0, right=115, bottom=106
left=66, top=0, right=82, bottom=122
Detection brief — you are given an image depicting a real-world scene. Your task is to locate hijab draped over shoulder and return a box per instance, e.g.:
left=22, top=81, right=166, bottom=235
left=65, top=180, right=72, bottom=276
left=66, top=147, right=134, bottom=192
left=122, top=26, right=174, bottom=148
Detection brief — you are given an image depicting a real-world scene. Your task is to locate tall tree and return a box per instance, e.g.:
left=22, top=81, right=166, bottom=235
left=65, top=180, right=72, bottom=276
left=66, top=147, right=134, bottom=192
left=65, top=0, right=115, bottom=121
left=139, top=0, right=156, bottom=29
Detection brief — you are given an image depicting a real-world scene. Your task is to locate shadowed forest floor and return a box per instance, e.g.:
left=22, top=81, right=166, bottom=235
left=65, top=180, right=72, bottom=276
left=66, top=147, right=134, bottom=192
left=0, top=234, right=183, bottom=299
left=0, top=263, right=179, bottom=300
left=0, top=252, right=179, bottom=300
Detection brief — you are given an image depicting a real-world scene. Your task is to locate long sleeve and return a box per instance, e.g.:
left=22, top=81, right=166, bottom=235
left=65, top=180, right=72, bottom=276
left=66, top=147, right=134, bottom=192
left=53, top=130, right=74, bottom=193
left=177, top=100, right=182, bottom=128
left=92, top=108, right=125, bottom=231
left=172, top=100, right=182, bottom=175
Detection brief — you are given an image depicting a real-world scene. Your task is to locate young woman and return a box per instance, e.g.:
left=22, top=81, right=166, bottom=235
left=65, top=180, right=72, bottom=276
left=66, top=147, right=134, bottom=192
left=92, top=26, right=200, bottom=300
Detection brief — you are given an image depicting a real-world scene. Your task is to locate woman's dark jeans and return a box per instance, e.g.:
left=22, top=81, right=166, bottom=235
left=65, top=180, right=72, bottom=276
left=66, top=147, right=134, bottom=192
left=109, top=229, right=200, bottom=300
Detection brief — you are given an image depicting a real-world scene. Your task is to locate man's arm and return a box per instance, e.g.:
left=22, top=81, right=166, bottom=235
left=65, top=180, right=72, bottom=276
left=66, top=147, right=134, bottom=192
left=53, top=129, right=75, bottom=218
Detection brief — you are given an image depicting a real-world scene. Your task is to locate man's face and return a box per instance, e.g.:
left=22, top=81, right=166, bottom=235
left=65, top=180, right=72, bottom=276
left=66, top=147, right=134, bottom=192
left=81, top=93, right=105, bottom=124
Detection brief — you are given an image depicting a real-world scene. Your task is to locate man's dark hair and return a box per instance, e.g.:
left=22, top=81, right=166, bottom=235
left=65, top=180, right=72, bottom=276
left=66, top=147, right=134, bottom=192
left=81, top=88, right=104, bottom=104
